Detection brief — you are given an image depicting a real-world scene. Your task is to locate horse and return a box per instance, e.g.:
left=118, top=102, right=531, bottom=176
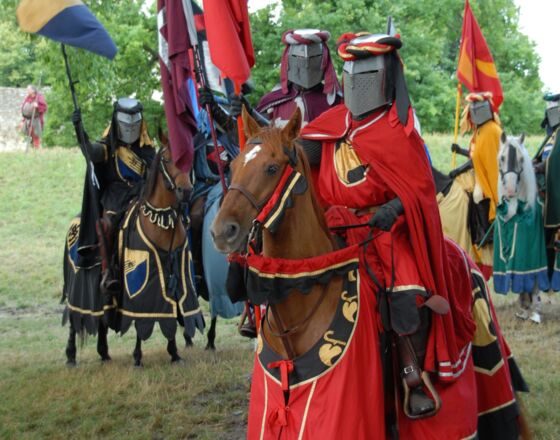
left=495, top=132, right=549, bottom=323
left=62, top=144, right=205, bottom=366
left=212, top=108, right=526, bottom=439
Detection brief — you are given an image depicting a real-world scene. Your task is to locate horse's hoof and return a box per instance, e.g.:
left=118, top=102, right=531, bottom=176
left=185, top=339, right=194, bottom=348
left=101, top=356, right=112, bottom=363
left=66, top=359, right=77, bottom=368
left=205, top=344, right=216, bottom=351
left=515, top=309, right=529, bottom=320
left=133, top=362, right=143, bottom=368
left=529, top=312, right=542, bottom=324
left=171, top=357, right=185, bottom=365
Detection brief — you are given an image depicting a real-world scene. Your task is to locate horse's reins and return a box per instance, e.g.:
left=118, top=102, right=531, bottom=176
left=265, top=283, right=330, bottom=360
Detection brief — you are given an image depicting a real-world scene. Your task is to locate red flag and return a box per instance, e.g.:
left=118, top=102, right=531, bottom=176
left=457, top=0, right=503, bottom=109
left=157, top=0, right=197, bottom=172
left=202, top=0, right=255, bottom=84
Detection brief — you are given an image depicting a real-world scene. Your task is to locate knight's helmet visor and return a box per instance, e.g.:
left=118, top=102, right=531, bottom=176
left=343, top=45, right=388, bottom=117
left=115, top=97, right=143, bottom=144
left=469, top=100, right=493, bottom=126
left=287, top=29, right=324, bottom=89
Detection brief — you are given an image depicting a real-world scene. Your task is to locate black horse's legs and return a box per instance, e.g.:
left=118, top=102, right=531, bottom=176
left=133, top=336, right=143, bottom=367
left=97, top=322, right=111, bottom=362
left=184, top=335, right=193, bottom=347
left=65, top=326, right=77, bottom=366
left=167, top=338, right=182, bottom=363
left=206, top=316, right=217, bottom=350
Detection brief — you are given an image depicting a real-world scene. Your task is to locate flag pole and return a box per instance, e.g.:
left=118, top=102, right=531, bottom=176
left=452, top=82, right=462, bottom=168
left=182, top=0, right=228, bottom=195
left=234, top=82, right=246, bottom=149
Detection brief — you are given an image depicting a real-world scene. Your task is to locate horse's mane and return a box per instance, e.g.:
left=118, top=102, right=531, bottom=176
left=294, top=141, right=332, bottom=238
left=141, top=147, right=163, bottom=201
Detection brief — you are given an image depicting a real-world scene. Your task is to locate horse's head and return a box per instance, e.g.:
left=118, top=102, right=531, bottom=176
left=211, top=108, right=303, bottom=253
left=157, top=130, right=192, bottom=204
left=498, top=132, right=536, bottom=208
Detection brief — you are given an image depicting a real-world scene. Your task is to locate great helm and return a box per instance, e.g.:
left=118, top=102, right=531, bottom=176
left=114, top=98, right=143, bottom=144
left=286, top=29, right=324, bottom=89
left=544, top=93, right=560, bottom=129
left=469, top=99, right=493, bottom=126
left=338, top=33, right=403, bottom=118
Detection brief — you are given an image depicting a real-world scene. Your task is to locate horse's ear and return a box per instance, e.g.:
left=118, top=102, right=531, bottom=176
left=242, top=106, right=260, bottom=139
left=158, top=127, right=169, bottom=147
left=500, top=131, right=507, bottom=144
left=519, top=133, right=525, bottom=144
left=281, top=108, right=302, bottom=143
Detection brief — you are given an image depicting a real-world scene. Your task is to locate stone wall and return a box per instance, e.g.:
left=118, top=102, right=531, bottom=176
left=0, top=87, right=30, bottom=151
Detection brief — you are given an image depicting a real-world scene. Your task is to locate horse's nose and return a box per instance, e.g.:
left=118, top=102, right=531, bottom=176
left=224, top=222, right=240, bottom=242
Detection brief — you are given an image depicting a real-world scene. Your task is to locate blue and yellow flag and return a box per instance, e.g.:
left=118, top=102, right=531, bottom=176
left=17, top=0, right=117, bottom=59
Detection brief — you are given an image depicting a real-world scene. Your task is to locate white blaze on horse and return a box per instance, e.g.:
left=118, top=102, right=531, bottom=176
left=212, top=108, right=527, bottom=439
left=494, top=133, right=549, bottom=323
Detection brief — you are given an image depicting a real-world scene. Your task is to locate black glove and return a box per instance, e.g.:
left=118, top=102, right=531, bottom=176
left=228, top=93, right=242, bottom=118
left=198, top=87, right=214, bottom=107
left=368, top=198, right=404, bottom=231
left=451, top=143, right=461, bottom=153
left=72, top=108, right=82, bottom=126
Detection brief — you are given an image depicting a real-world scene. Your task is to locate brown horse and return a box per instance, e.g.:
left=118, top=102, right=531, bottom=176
left=63, top=142, right=204, bottom=367
left=212, top=108, right=527, bottom=439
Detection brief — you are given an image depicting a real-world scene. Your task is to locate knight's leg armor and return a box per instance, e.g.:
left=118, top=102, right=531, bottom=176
left=397, top=307, right=440, bottom=419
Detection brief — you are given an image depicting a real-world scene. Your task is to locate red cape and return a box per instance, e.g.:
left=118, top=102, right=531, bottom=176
left=301, top=104, right=476, bottom=375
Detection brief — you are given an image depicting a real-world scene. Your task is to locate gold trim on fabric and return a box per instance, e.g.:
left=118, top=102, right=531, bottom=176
left=460, top=431, right=478, bottom=440
left=135, top=216, right=177, bottom=314
left=391, top=284, right=427, bottom=293
left=477, top=398, right=516, bottom=417
left=66, top=217, right=81, bottom=273
left=259, top=373, right=269, bottom=440
left=333, top=140, right=368, bottom=187
left=115, top=146, right=146, bottom=183
left=298, top=380, right=317, bottom=440
left=259, top=271, right=362, bottom=389
left=248, top=258, right=359, bottom=280
left=263, top=173, right=303, bottom=229
left=123, top=249, right=150, bottom=299
left=66, top=299, right=117, bottom=316
left=473, top=359, right=505, bottom=376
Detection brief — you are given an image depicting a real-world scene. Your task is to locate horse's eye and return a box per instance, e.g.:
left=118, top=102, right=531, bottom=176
left=266, top=164, right=280, bottom=175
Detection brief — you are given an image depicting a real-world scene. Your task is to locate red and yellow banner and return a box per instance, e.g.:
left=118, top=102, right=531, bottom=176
left=457, top=0, right=503, bottom=109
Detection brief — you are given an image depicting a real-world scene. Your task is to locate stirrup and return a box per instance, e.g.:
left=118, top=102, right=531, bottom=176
left=402, top=371, right=441, bottom=419
left=237, top=307, right=257, bottom=339
left=100, top=270, right=120, bottom=296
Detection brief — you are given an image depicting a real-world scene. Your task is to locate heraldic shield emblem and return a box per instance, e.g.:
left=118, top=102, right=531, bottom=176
left=124, top=248, right=150, bottom=298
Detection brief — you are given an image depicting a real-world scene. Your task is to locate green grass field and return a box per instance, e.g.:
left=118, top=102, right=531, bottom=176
left=0, top=135, right=559, bottom=439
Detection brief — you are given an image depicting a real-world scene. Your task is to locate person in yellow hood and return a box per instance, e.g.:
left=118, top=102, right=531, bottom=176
left=460, top=92, right=502, bottom=221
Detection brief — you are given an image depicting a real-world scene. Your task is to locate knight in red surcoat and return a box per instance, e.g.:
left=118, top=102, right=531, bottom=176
left=300, top=32, right=476, bottom=419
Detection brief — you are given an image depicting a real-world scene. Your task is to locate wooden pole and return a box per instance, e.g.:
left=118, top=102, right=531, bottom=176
left=452, top=83, right=462, bottom=168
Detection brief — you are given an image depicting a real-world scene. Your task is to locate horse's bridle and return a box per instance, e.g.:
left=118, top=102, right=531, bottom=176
left=228, top=142, right=301, bottom=226
left=499, top=143, right=524, bottom=184
left=159, top=147, right=187, bottom=192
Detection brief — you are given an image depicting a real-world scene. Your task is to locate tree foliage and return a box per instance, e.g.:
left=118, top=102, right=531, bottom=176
left=0, top=1, right=163, bottom=147
left=0, top=0, right=545, bottom=146
left=249, top=0, right=544, bottom=134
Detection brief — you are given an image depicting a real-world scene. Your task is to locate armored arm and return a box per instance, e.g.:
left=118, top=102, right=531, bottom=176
left=368, top=197, right=404, bottom=231
left=448, top=160, right=473, bottom=179
left=71, top=108, right=107, bottom=163
left=451, top=143, right=470, bottom=158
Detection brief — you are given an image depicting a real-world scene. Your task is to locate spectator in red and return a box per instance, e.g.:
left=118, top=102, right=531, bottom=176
left=21, top=85, right=47, bottom=149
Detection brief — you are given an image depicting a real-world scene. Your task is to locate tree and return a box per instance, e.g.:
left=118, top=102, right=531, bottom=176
left=249, top=0, right=544, bottom=134
left=34, top=1, right=164, bottom=147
